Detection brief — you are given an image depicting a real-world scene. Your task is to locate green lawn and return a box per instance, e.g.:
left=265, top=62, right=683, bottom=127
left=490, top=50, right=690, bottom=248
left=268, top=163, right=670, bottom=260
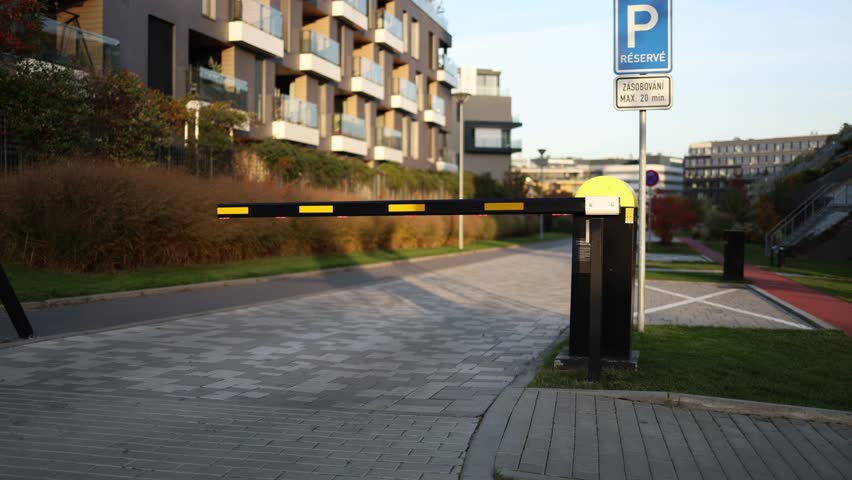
left=5, top=232, right=569, bottom=303
left=645, top=270, right=746, bottom=284
left=704, top=240, right=852, bottom=278
left=646, top=242, right=701, bottom=255
left=646, top=261, right=720, bottom=271
left=530, top=325, right=852, bottom=411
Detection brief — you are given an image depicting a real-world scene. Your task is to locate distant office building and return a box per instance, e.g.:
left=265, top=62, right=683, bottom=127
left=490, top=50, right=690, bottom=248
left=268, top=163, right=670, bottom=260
left=448, top=67, right=522, bottom=180
left=587, top=155, right=683, bottom=195
left=684, top=135, right=828, bottom=200
left=512, top=155, right=682, bottom=196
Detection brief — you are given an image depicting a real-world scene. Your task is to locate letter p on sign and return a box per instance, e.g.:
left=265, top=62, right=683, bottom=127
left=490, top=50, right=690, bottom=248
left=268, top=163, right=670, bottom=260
left=627, top=5, right=658, bottom=48
left=614, top=0, right=671, bottom=74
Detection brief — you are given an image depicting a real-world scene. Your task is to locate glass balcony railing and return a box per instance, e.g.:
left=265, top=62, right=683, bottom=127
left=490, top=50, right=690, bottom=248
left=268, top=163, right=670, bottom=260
left=474, top=135, right=520, bottom=150
left=512, top=138, right=523, bottom=150
left=301, top=30, right=340, bottom=65
left=37, top=17, right=120, bottom=73
left=342, top=0, right=368, bottom=15
left=377, top=10, right=404, bottom=41
left=411, top=0, right=449, bottom=30
left=275, top=95, right=318, bottom=128
left=377, top=127, right=403, bottom=150
left=334, top=113, right=366, bottom=140
left=231, top=0, right=283, bottom=38
left=438, top=54, right=457, bottom=80
left=429, top=96, right=446, bottom=115
left=188, top=66, right=249, bottom=111
left=394, top=78, right=417, bottom=101
left=353, top=56, right=383, bottom=86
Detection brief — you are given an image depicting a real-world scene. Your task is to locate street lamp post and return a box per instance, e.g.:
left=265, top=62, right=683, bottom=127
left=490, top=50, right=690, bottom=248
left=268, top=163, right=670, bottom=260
left=454, top=92, right=472, bottom=250
left=534, top=148, right=548, bottom=240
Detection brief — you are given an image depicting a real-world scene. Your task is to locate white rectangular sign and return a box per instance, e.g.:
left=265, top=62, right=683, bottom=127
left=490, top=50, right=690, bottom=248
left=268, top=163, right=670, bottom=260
left=614, top=75, right=672, bottom=110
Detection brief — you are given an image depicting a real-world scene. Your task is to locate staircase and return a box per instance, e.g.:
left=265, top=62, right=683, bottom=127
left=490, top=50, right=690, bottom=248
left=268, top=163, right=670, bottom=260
left=765, top=182, right=852, bottom=255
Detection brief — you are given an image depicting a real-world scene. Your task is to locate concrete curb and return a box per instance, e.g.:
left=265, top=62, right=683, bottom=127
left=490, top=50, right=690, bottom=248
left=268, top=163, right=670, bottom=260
left=555, top=389, right=852, bottom=425
left=20, top=240, right=563, bottom=312
left=747, top=284, right=837, bottom=330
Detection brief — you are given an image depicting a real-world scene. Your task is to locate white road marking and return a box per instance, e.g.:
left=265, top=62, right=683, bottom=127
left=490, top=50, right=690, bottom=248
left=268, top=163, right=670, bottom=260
left=641, top=285, right=811, bottom=330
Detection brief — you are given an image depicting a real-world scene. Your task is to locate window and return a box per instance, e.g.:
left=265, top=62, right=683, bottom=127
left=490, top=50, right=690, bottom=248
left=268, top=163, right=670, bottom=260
left=476, top=73, right=499, bottom=96
left=410, top=18, right=420, bottom=59
left=474, top=127, right=503, bottom=148
left=202, top=0, right=215, bottom=19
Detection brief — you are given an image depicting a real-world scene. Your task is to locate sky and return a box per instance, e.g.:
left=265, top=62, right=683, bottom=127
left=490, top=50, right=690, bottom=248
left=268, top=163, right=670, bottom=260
left=441, top=0, right=852, bottom=160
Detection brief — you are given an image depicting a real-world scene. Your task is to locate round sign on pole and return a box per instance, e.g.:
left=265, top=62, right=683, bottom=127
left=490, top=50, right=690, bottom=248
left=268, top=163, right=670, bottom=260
left=646, top=170, right=660, bottom=187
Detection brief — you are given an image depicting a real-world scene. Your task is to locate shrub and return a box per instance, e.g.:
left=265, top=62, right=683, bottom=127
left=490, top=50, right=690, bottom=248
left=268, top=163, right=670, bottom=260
left=651, top=195, right=699, bottom=244
left=0, top=163, right=528, bottom=272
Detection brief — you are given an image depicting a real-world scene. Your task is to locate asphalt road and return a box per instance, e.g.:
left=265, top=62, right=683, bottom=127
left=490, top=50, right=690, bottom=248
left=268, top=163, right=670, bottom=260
left=0, top=242, right=565, bottom=342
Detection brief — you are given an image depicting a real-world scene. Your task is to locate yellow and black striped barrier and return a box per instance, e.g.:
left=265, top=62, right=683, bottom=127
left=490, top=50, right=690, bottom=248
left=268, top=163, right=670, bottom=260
left=218, top=176, right=640, bottom=379
left=217, top=197, right=621, bottom=219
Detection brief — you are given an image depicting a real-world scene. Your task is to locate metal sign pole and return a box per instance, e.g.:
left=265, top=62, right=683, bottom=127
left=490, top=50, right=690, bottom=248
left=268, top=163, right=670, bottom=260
left=638, top=109, right=647, bottom=332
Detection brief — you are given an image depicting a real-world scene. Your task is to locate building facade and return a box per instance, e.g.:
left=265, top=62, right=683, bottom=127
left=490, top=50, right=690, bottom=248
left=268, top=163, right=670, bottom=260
left=449, top=67, right=521, bottom=180
left=684, top=135, right=828, bottom=200
left=45, top=0, right=457, bottom=171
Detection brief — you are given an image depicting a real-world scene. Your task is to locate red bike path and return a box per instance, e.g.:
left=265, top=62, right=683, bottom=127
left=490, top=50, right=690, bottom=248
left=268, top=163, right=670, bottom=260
left=683, top=238, right=852, bottom=335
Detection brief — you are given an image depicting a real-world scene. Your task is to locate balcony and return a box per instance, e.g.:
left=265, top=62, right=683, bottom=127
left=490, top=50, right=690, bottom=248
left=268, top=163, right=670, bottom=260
left=351, top=56, right=384, bottom=100
left=436, top=148, right=458, bottom=173
left=374, top=127, right=403, bottom=164
left=375, top=10, right=404, bottom=53
left=332, top=0, right=369, bottom=31
left=424, top=95, right=446, bottom=128
left=437, top=54, right=457, bottom=88
left=272, top=95, right=319, bottom=146
left=300, top=30, right=341, bottom=82
left=188, top=65, right=249, bottom=111
left=332, top=113, right=368, bottom=156
left=228, top=0, right=284, bottom=57
left=36, top=17, right=120, bottom=73
left=471, top=133, right=522, bottom=153
left=391, top=78, right=418, bottom=115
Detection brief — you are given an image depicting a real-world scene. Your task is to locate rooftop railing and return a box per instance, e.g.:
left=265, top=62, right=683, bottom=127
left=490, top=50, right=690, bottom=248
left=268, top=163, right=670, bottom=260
left=301, top=30, right=340, bottom=65
left=411, top=0, right=448, bottom=30
left=231, top=0, right=283, bottom=38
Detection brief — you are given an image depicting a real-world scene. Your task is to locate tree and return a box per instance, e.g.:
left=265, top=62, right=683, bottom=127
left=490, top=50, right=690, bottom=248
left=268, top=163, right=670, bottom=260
left=754, top=193, right=780, bottom=235
left=0, top=0, right=42, bottom=55
left=719, top=175, right=750, bottom=223
left=651, top=194, right=699, bottom=244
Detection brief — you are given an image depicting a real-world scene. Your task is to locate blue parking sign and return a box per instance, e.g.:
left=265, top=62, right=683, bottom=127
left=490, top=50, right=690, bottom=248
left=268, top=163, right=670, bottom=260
left=614, top=0, right=671, bottom=74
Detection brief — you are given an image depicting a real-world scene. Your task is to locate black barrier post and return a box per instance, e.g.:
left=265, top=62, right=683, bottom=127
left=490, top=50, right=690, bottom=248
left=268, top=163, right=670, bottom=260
left=0, top=264, right=34, bottom=339
left=588, top=218, right=604, bottom=382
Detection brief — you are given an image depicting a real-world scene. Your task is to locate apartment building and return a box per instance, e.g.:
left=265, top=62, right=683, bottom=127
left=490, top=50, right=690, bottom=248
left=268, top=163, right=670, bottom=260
left=684, top=134, right=828, bottom=200
left=42, top=0, right=458, bottom=171
left=449, top=67, right=522, bottom=180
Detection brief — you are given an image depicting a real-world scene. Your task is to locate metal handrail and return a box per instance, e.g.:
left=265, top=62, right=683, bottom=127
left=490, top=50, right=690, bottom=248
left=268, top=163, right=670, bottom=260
left=764, top=181, right=844, bottom=255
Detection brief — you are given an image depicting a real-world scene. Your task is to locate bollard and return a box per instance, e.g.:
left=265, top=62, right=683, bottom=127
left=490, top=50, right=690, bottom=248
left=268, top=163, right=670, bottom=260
left=723, top=230, right=745, bottom=281
left=777, top=247, right=785, bottom=269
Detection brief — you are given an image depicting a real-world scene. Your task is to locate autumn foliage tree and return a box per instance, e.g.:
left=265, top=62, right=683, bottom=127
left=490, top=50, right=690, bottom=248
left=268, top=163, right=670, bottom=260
left=0, top=0, right=42, bottom=55
left=651, top=194, right=699, bottom=244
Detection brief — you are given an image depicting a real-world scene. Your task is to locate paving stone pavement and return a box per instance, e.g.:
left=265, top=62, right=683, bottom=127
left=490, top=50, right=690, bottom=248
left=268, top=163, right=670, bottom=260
left=493, top=390, right=852, bottom=480
left=0, top=242, right=818, bottom=479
